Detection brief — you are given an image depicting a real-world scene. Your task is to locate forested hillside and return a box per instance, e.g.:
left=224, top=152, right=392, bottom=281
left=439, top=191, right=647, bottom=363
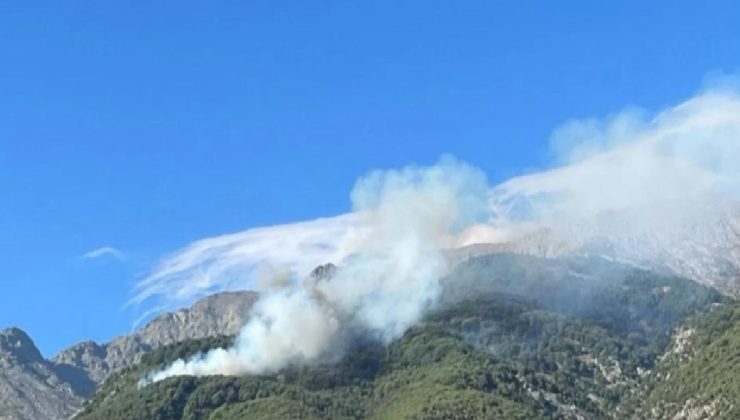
left=73, top=255, right=737, bottom=420
left=636, top=301, right=740, bottom=419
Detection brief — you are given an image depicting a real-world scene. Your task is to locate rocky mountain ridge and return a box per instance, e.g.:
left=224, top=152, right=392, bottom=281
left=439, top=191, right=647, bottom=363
left=4, top=230, right=740, bottom=420
left=73, top=254, right=738, bottom=419
left=0, top=328, right=83, bottom=420
left=0, top=291, right=259, bottom=420
left=53, top=290, right=259, bottom=388
left=453, top=203, right=740, bottom=297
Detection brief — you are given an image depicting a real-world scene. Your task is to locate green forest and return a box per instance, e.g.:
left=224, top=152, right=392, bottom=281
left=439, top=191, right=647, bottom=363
left=74, top=255, right=740, bottom=419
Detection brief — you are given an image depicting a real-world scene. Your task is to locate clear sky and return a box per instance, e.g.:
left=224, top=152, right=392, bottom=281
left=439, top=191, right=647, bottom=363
left=2, top=1, right=740, bottom=356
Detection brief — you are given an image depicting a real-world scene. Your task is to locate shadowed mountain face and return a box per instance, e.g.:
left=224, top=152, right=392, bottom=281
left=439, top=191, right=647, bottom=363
left=0, top=291, right=259, bottom=420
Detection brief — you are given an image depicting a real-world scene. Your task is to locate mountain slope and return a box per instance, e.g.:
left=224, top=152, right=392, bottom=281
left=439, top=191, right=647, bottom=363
left=0, top=328, right=83, bottom=420
left=635, top=301, right=740, bottom=419
left=0, top=291, right=259, bottom=420
left=52, top=291, right=259, bottom=389
left=470, top=202, right=740, bottom=297
left=75, top=255, right=731, bottom=420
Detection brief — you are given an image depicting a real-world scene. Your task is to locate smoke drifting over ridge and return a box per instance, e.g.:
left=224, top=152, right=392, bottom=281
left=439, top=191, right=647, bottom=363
left=490, top=88, right=740, bottom=224
left=133, top=84, right=740, bottom=314
left=138, top=82, right=740, bottom=381
left=142, top=158, right=489, bottom=381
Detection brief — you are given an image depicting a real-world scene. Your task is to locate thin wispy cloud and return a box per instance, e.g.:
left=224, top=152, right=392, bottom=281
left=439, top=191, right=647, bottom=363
left=81, top=246, right=126, bottom=261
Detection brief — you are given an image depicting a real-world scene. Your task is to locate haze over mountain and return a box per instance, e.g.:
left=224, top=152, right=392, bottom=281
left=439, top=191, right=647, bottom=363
left=133, top=86, right=740, bottom=319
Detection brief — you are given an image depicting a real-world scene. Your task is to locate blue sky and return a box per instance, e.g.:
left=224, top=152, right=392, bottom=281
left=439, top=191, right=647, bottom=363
left=2, top=1, right=740, bottom=356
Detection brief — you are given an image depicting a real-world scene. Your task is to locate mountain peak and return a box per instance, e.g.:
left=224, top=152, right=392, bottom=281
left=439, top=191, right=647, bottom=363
left=0, top=326, right=30, bottom=339
left=0, top=327, right=43, bottom=363
left=0, top=327, right=84, bottom=420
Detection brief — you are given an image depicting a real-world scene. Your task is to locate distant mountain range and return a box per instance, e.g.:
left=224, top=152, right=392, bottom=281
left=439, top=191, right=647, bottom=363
left=0, top=327, right=83, bottom=420
left=72, top=254, right=740, bottom=419
left=0, top=291, right=258, bottom=420
left=3, top=236, right=740, bottom=419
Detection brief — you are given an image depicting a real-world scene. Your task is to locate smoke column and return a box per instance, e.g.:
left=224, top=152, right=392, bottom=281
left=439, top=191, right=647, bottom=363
left=139, top=81, right=740, bottom=383
left=141, top=157, right=489, bottom=383
left=132, top=83, right=740, bottom=316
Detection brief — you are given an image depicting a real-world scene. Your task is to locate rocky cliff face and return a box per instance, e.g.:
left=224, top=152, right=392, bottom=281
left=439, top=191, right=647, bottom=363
left=52, top=290, right=258, bottom=389
left=0, top=291, right=258, bottom=420
left=0, top=328, right=83, bottom=420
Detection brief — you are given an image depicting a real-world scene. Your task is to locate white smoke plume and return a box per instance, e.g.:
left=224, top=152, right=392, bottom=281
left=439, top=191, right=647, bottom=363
left=490, top=86, right=740, bottom=224
left=141, top=157, right=490, bottom=382
left=137, top=80, right=740, bottom=382
left=133, top=83, right=740, bottom=319
left=474, top=83, right=740, bottom=297
left=128, top=213, right=368, bottom=327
